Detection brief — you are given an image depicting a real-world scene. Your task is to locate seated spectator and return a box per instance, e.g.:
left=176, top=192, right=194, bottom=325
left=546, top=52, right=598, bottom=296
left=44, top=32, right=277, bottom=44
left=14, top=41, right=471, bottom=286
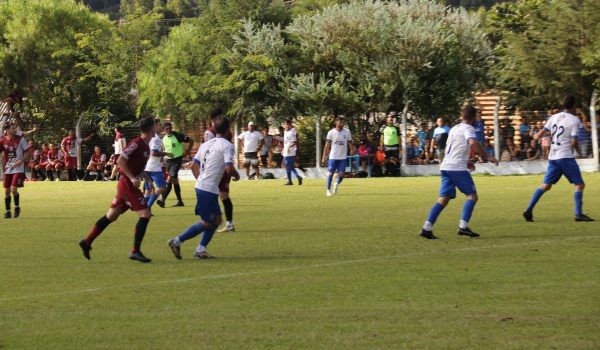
left=519, top=117, right=531, bottom=148
left=524, top=139, right=540, bottom=161
left=500, top=118, right=516, bottom=160
left=576, top=108, right=592, bottom=158
left=371, top=146, right=387, bottom=177
left=85, top=145, right=107, bottom=181
left=538, top=120, right=550, bottom=160
left=358, top=140, right=374, bottom=172
left=406, top=137, right=419, bottom=165
left=104, top=154, right=117, bottom=180
left=416, top=138, right=432, bottom=164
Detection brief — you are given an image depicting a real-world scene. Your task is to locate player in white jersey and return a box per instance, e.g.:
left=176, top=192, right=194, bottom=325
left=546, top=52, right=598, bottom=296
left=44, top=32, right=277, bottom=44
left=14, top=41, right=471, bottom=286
left=523, top=95, right=594, bottom=222
left=420, top=106, right=498, bottom=239
left=167, top=116, right=239, bottom=259
left=144, top=119, right=172, bottom=209
left=321, top=116, right=354, bottom=196
left=282, top=119, right=303, bottom=185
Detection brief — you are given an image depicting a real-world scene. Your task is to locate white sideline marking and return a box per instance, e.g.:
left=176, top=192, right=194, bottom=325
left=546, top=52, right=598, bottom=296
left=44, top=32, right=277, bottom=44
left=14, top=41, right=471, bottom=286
left=1, top=235, right=599, bottom=302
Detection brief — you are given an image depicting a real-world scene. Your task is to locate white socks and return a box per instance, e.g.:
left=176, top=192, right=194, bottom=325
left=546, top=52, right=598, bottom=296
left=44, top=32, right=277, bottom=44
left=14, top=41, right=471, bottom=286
left=423, top=221, right=433, bottom=231
left=459, top=220, right=468, bottom=229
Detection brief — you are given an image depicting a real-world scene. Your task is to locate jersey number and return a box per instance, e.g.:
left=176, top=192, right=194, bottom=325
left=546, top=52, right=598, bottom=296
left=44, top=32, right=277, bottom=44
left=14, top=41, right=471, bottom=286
left=551, top=125, right=565, bottom=145
left=201, top=150, right=209, bottom=172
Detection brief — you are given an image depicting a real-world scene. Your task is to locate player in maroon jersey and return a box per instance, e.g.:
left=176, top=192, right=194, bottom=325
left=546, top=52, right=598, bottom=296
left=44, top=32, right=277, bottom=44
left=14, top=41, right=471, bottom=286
left=45, top=144, right=63, bottom=181
left=1, top=123, right=33, bottom=218
left=85, top=146, right=107, bottom=181
left=79, top=117, right=156, bottom=263
left=60, top=130, right=93, bottom=181
left=35, top=143, right=50, bottom=180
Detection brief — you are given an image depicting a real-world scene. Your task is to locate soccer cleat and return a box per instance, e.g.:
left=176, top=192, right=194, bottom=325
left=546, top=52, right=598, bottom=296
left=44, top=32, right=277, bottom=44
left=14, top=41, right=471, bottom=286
left=3, top=211, right=11, bottom=219
left=326, top=190, right=333, bottom=197
left=79, top=239, right=92, bottom=260
left=298, top=177, right=303, bottom=186
left=129, top=251, right=152, bottom=263
left=172, top=201, right=184, bottom=207
left=218, top=223, right=235, bottom=233
left=167, top=239, right=182, bottom=260
left=193, top=250, right=216, bottom=259
left=420, top=229, right=438, bottom=240
left=523, top=211, right=534, bottom=222
left=156, top=199, right=165, bottom=208
left=283, top=182, right=293, bottom=186
left=332, top=182, right=339, bottom=195
left=457, top=227, right=480, bottom=238
left=575, top=214, right=595, bottom=222
left=13, top=207, right=20, bottom=218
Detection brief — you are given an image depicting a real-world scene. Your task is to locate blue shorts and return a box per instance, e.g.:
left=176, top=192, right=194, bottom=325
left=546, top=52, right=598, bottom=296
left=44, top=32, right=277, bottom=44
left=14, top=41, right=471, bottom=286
left=439, top=170, right=477, bottom=199
left=194, top=188, right=222, bottom=224
left=328, top=159, right=347, bottom=174
left=543, top=159, right=584, bottom=185
left=144, top=171, right=166, bottom=190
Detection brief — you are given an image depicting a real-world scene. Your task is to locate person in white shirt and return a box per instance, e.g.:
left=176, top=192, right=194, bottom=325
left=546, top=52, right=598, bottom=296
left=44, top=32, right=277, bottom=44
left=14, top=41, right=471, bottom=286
left=168, top=116, right=239, bottom=260
left=143, top=119, right=173, bottom=209
left=321, top=116, right=354, bottom=196
left=237, top=121, right=263, bottom=179
left=282, top=119, right=303, bottom=185
left=420, top=106, right=498, bottom=240
left=523, top=95, right=594, bottom=222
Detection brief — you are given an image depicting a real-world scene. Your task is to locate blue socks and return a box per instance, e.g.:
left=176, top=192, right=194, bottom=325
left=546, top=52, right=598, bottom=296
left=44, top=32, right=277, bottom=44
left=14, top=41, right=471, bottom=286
left=327, top=175, right=333, bottom=190
left=461, top=199, right=477, bottom=222
left=147, top=194, right=159, bottom=208
left=200, top=227, right=217, bottom=247
left=286, top=170, right=292, bottom=183
left=178, top=222, right=205, bottom=242
left=574, top=191, right=583, bottom=216
left=427, top=203, right=445, bottom=225
left=526, top=188, right=545, bottom=213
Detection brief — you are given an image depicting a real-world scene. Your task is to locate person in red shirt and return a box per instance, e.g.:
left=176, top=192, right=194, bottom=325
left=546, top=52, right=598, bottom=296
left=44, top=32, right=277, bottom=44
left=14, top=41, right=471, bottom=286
left=79, top=117, right=155, bottom=263
left=60, top=130, right=93, bottom=181
left=1, top=122, right=33, bottom=218
left=35, top=143, right=50, bottom=180
left=45, top=144, right=63, bottom=181
left=85, top=145, right=107, bottom=181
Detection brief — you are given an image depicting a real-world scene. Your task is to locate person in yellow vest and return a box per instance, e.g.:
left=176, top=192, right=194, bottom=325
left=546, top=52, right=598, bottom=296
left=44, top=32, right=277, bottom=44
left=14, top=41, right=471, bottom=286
left=157, top=122, right=194, bottom=207
left=379, top=116, right=401, bottom=176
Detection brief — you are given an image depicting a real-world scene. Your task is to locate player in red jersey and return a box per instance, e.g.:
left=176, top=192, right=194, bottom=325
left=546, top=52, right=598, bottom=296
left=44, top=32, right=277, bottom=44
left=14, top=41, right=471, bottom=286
left=1, top=123, right=33, bottom=218
left=85, top=146, right=107, bottom=181
left=60, top=130, right=93, bottom=181
left=79, top=117, right=156, bottom=263
left=35, top=143, right=50, bottom=180
left=45, top=144, right=63, bottom=181
left=27, top=141, right=41, bottom=180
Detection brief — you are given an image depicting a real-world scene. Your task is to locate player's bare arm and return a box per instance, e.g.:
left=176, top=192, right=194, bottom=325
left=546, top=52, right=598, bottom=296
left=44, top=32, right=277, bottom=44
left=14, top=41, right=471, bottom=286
left=469, top=139, right=498, bottom=165
left=226, top=164, right=240, bottom=181
left=191, top=160, right=200, bottom=179
left=533, top=128, right=548, bottom=141
left=322, top=140, right=331, bottom=166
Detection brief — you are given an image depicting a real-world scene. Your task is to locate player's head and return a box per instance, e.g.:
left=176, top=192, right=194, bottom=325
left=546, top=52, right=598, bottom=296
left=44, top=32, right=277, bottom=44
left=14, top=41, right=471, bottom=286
left=115, top=126, right=123, bottom=133
left=335, top=116, right=345, bottom=129
left=283, top=119, right=293, bottom=131
left=563, top=95, right=576, bottom=111
left=50, top=143, right=56, bottom=150
left=42, top=143, right=48, bottom=150
left=68, top=129, right=74, bottom=137
left=153, top=118, right=163, bottom=133
left=436, top=117, right=444, bottom=126
left=94, top=145, right=101, bottom=153
left=210, top=107, right=224, bottom=120
left=139, top=116, right=155, bottom=134
left=420, top=122, right=427, bottom=130
left=278, top=126, right=284, bottom=133
left=247, top=121, right=256, bottom=132
left=261, top=126, right=269, bottom=134
left=461, top=105, right=477, bottom=124
left=163, top=121, right=173, bottom=134
left=214, top=116, right=230, bottom=135
left=5, top=122, right=17, bottom=136
left=386, top=116, right=394, bottom=126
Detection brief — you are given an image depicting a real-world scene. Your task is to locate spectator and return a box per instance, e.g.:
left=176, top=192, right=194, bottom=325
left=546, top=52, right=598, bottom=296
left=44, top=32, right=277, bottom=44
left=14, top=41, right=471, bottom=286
left=238, top=121, right=264, bottom=179
left=500, top=118, right=516, bottom=160
left=85, top=145, right=106, bottom=181
left=473, top=109, right=485, bottom=144
left=416, top=123, right=430, bottom=153
left=538, top=120, right=551, bottom=160
left=524, top=139, right=540, bottom=161
left=27, top=141, right=40, bottom=180
left=576, top=108, right=592, bottom=158
left=379, top=116, right=401, bottom=176
left=357, top=139, right=374, bottom=172
left=430, top=117, right=450, bottom=162
left=260, top=126, right=272, bottom=168
left=105, top=153, right=117, bottom=180
left=110, top=126, right=125, bottom=180
left=406, top=137, right=419, bottom=165
left=519, top=117, right=531, bottom=148
left=272, top=126, right=284, bottom=167
left=417, top=138, right=432, bottom=164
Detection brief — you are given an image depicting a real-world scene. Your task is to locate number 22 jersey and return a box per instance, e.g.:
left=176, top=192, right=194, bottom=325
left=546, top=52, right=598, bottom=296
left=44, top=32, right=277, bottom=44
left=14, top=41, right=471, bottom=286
left=544, top=112, right=581, bottom=160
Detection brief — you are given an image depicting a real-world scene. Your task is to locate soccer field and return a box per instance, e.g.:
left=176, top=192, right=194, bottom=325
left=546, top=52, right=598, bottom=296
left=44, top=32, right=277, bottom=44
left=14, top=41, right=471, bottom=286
left=1, top=174, right=599, bottom=349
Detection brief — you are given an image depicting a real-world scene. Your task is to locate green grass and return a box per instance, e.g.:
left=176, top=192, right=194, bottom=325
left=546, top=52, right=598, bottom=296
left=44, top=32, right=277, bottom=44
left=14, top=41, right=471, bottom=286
left=1, top=174, right=599, bottom=349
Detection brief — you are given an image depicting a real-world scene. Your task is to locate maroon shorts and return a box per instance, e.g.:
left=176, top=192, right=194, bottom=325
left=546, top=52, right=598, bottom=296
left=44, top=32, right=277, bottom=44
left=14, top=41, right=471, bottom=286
left=54, top=161, right=64, bottom=169
left=111, top=177, right=148, bottom=212
left=3, top=173, right=25, bottom=189
left=37, top=162, right=49, bottom=169
left=65, top=156, right=77, bottom=169
left=218, top=172, right=231, bottom=193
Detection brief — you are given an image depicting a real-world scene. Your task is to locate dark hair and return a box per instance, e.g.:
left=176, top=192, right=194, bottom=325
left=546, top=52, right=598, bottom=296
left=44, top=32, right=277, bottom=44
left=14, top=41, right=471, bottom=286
left=210, top=107, right=224, bottom=120
left=139, top=117, right=155, bottom=132
left=163, top=121, right=172, bottom=129
left=154, top=118, right=161, bottom=125
left=335, top=116, right=345, bottom=122
left=115, top=126, right=123, bottom=133
left=462, top=105, right=477, bottom=121
left=284, top=118, right=292, bottom=125
left=563, top=95, right=576, bottom=110
left=214, top=116, right=230, bottom=134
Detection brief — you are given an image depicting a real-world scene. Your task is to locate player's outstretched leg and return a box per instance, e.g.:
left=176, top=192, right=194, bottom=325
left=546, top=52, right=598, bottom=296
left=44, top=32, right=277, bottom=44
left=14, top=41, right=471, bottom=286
left=326, top=172, right=334, bottom=196
left=129, top=211, right=152, bottom=263
left=421, top=197, right=449, bottom=239
left=194, top=225, right=218, bottom=259
left=79, top=215, right=113, bottom=260
left=167, top=221, right=206, bottom=259
left=523, top=184, right=549, bottom=222
left=12, top=188, right=20, bottom=218
left=457, top=194, right=479, bottom=238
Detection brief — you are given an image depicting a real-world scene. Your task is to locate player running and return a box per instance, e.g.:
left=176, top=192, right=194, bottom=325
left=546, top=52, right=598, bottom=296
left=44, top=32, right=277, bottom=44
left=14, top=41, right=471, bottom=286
left=321, top=116, right=354, bottom=196
left=420, top=106, right=498, bottom=240
left=167, top=115, right=239, bottom=259
left=282, top=119, right=303, bottom=186
left=78, top=117, right=156, bottom=263
left=144, top=118, right=172, bottom=209
left=523, top=95, right=594, bottom=222
left=1, top=122, right=33, bottom=218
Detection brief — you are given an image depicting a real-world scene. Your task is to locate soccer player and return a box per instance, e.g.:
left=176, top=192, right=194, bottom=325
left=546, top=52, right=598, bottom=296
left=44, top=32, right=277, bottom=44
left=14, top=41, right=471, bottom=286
left=321, top=116, right=354, bottom=196
left=110, top=126, right=126, bottom=180
left=157, top=122, right=194, bottom=207
left=144, top=118, right=172, bottom=209
left=27, top=141, right=41, bottom=180
left=420, top=106, right=498, bottom=240
left=78, top=117, right=156, bottom=263
left=167, top=115, right=239, bottom=259
left=35, top=143, right=50, bottom=180
left=46, top=143, right=63, bottom=181
left=238, top=121, right=263, bottom=179
left=1, top=122, right=33, bottom=218
left=523, top=95, right=594, bottom=222
left=61, top=130, right=93, bottom=181
left=282, top=119, right=303, bottom=186
left=85, top=146, right=107, bottom=181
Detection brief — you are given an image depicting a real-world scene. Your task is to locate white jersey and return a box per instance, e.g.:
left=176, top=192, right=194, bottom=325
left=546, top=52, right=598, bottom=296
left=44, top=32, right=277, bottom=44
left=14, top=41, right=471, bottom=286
left=544, top=112, right=581, bottom=160
left=1, top=135, right=30, bottom=174
left=194, top=137, right=234, bottom=194
left=145, top=134, right=164, bottom=172
left=283, top=128, right=297, bottom=157
left=326, top=127, right=352, bottom=160
left=237, top=130, right=263, bottom=153
left=440, top=122, right=476, bottom=171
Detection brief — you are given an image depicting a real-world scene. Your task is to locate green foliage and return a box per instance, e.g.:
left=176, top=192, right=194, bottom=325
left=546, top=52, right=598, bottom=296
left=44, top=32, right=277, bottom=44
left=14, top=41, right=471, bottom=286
left=485, top=0, right=600, bottom=110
